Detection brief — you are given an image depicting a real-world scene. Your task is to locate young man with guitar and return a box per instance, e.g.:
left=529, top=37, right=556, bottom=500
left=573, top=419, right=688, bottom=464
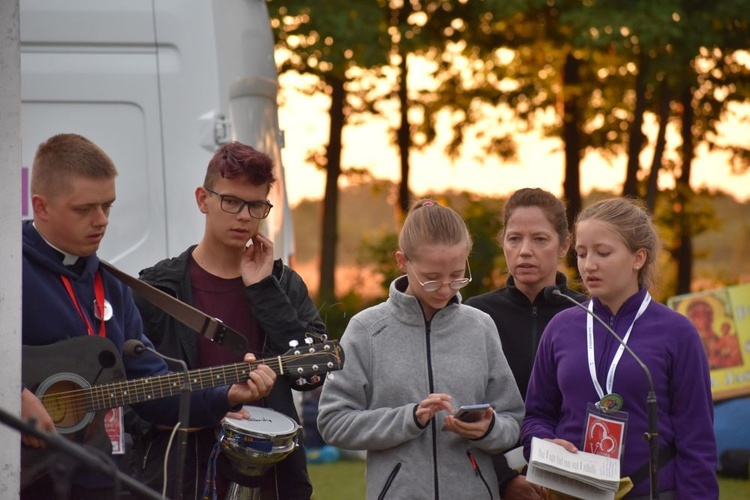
left=133, top=142, right=329, bottom=499
left=21, top=133, right=277, bottom=499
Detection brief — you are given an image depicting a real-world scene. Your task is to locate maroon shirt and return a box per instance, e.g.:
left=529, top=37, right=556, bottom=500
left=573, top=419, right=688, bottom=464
left=189, top=256, right=264, bottom=367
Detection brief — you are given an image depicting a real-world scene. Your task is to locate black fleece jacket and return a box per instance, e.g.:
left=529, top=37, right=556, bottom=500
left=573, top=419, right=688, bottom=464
left=134, top=245, right=327, bottom=499
left=465, top=272, right=587, bottom=496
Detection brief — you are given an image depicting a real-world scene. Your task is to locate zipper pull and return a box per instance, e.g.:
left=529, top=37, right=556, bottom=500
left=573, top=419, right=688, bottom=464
left=466, top=450, right=480, bottom=476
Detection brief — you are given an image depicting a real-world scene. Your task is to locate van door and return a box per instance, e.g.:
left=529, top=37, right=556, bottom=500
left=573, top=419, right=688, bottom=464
left=21, top=0, right=167, bottom=274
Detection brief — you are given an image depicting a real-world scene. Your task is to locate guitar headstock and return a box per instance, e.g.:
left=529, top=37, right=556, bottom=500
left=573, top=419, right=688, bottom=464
left=282, top=339, right=345, bottom=378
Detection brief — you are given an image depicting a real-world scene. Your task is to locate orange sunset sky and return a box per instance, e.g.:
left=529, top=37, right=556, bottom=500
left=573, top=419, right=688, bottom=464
left=277, top=77, right=750, bottom=208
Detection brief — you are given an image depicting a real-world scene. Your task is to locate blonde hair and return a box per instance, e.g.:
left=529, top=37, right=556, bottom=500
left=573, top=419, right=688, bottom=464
left=575, top=197, right=659, bottom=289
left=31, top=133, right=118, bottom=197
left=399, top=199, right=473, bottom=259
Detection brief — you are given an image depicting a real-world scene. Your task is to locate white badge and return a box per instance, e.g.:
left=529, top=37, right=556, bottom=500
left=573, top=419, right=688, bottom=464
left=94, top=299, right=114, bottom=321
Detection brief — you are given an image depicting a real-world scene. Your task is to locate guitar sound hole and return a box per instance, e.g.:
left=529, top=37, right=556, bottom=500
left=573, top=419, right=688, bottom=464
left=42, top=380, right=88, bottom=428
left=98, top=350, right=117, bottom=369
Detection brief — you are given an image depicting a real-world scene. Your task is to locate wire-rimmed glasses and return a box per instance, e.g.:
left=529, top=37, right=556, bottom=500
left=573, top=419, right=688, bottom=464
left=406, top=260, right=472, bottom=292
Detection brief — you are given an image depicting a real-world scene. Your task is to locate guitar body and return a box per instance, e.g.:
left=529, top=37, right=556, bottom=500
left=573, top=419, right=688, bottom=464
left=22, top=336, right=127, bottom=488
left=23, top=335, right=126, bottom=434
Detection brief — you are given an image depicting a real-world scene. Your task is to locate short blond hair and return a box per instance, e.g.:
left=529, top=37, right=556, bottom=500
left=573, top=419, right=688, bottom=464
left=31, top=133, right=118, bottom=197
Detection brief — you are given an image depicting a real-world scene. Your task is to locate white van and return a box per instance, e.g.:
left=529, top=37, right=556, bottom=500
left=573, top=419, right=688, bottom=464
left=20, top=0, right=294, bottom=274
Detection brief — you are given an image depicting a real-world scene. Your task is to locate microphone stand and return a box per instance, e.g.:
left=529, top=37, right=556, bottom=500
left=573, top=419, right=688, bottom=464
left=549, top=288, right=659, bottom=500
left=1, top=406, right=162, bottom=499
left=125, top=340, right=191, bottom=500
left=167, top=354, right=191, bottom=500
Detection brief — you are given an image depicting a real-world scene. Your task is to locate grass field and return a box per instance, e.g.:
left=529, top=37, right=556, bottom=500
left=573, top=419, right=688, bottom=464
left=309, top=459, right=750, bottom=499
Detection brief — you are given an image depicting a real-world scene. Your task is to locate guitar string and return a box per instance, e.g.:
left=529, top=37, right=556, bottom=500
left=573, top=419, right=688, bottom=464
left=39, top=349, right=342, bottom=418
left=42, top=357, right=337, bottom=418
left=41, top=350, right=339, bottom=410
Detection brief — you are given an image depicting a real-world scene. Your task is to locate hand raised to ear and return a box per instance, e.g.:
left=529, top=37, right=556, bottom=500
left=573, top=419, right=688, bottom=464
left=241, top=232, right=274, bottom=286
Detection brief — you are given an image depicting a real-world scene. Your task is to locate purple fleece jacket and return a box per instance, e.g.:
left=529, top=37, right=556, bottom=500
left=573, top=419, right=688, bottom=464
left=521, top=287, right=718, bottom=498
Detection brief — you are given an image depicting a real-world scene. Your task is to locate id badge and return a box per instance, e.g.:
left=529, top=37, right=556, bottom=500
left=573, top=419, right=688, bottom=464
left=582, top=402, right=628, bottom=460
left=105, top=407, right=125, bottom=455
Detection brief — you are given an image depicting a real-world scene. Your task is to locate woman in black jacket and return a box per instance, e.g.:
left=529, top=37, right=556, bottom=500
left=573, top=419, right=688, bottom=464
left=466, top=188, right=586, bottom=500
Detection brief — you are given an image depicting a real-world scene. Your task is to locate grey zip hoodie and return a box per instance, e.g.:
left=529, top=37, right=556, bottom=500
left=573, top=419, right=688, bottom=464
left=318, top=276, right=524, bottom=499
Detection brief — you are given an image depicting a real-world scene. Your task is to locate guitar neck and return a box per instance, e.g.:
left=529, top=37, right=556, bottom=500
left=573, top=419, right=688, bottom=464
left=85, top=360, right=267, bottom=412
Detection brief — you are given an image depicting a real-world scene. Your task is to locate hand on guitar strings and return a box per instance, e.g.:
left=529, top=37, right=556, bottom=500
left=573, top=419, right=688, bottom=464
left=227, top=353, right=276, bottom=406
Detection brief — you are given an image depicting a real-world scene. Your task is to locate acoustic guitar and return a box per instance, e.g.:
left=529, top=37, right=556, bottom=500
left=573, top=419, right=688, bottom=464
left=21, top=335, right=344, bottom=485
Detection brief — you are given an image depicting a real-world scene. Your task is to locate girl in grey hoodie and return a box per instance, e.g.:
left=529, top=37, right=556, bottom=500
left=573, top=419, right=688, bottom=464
left=318, top=200, right=524, bottom=499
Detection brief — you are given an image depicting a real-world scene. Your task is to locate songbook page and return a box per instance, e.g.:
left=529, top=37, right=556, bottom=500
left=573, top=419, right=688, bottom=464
left=526, top=437, right=620, bottom=499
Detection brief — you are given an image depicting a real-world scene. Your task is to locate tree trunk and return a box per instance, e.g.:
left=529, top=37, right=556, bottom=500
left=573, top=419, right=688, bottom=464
left=318, top=76, right=345, bottom=304
left=623, top=55, right=648, bottom=198
left=562, top=52, right=583, bottom=271
left=676, top=85, right=695, bottom=294
left=645, top=81, right=671, bottom=212
left=393, top=3, right=413, bottom=218
left=397, top=49, right=410, bottom=217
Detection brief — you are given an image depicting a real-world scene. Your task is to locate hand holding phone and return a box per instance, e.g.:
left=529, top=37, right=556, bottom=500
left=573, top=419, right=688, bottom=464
left=454, top=403, right=492, bottom=423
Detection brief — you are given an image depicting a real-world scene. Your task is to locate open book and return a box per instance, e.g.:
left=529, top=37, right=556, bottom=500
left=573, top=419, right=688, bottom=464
left=526, top=437, right=620, bottom=500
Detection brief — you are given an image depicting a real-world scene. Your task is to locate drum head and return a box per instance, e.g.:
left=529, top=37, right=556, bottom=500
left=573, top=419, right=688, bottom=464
left=218, top=406, right=300, bottom=478
left=222, top=406, right=298, bottom=437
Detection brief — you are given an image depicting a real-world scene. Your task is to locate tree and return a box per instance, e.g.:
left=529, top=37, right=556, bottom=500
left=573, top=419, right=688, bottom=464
left=274, top=0, right=750, bottom=297
left=391, top=1, right=414, bottom=216
left=669, top=0, right=750, bottom=292
left=270, top=1, right=389, bottom=303
left=417, top=0, right=750, bottom=289
left=384, top=0, right=485, bottom=216
left=550, top=0, right=750, bottom=292
left=421, top=1, right=616, bottom=269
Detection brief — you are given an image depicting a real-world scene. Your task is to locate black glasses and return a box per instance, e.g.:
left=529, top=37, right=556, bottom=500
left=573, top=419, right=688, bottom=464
left=406, top=260, right=472, bottom=292
left=204, top=187, right=273, bottom=219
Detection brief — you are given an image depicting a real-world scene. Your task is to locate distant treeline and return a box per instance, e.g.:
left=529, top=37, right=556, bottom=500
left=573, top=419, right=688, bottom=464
left=292, top=182, right=750, bottom=299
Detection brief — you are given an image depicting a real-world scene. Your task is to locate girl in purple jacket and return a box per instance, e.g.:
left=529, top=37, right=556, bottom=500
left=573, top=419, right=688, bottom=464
left=522, top=198, right=718, bottom=499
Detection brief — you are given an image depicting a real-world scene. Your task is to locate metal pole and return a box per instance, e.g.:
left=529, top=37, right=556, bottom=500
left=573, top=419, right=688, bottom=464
left=0, top=0, right=23, bottom=497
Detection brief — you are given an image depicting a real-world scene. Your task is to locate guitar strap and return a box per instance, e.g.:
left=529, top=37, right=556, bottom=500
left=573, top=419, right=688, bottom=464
left=100, top=260, right=249, bottom=356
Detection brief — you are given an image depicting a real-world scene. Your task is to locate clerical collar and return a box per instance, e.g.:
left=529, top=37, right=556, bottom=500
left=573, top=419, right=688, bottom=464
left=32, top=222, right=80, bottom=265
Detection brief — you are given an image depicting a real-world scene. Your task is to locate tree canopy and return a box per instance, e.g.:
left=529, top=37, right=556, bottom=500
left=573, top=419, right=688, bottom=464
left=271, top=0, right=750, bottom=300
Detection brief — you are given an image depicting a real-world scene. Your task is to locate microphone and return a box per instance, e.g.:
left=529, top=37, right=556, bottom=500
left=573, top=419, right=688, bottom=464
left=124, top=339, right=188, bottom=368
left=124, top=338, right=191, bottom=500
left=123, top=339, right=146, bottom=357
left=542, top=286, right=660, bottom=500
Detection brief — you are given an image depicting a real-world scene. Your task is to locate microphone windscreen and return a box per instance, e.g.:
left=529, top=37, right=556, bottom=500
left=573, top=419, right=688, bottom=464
left=123, top=339, right=146, bottom=357
left=543, top=286, right=562, bottom=302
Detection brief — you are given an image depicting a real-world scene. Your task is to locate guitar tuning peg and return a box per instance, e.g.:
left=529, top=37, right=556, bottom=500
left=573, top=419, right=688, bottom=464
left=305, top=338, right=316, bottom=352
left=288, top=340, right=299, bottom=348
left=295, top=377, right=308, bottom=387
left=310, top=375, right=321, bottom=384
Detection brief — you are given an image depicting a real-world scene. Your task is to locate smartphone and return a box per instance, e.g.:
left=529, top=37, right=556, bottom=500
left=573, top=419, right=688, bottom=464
left=454, top=403, right=492, bottom=423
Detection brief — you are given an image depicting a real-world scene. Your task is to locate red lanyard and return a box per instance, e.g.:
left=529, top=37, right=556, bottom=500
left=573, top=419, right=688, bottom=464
left=61, top=271, right=107, bottom=337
